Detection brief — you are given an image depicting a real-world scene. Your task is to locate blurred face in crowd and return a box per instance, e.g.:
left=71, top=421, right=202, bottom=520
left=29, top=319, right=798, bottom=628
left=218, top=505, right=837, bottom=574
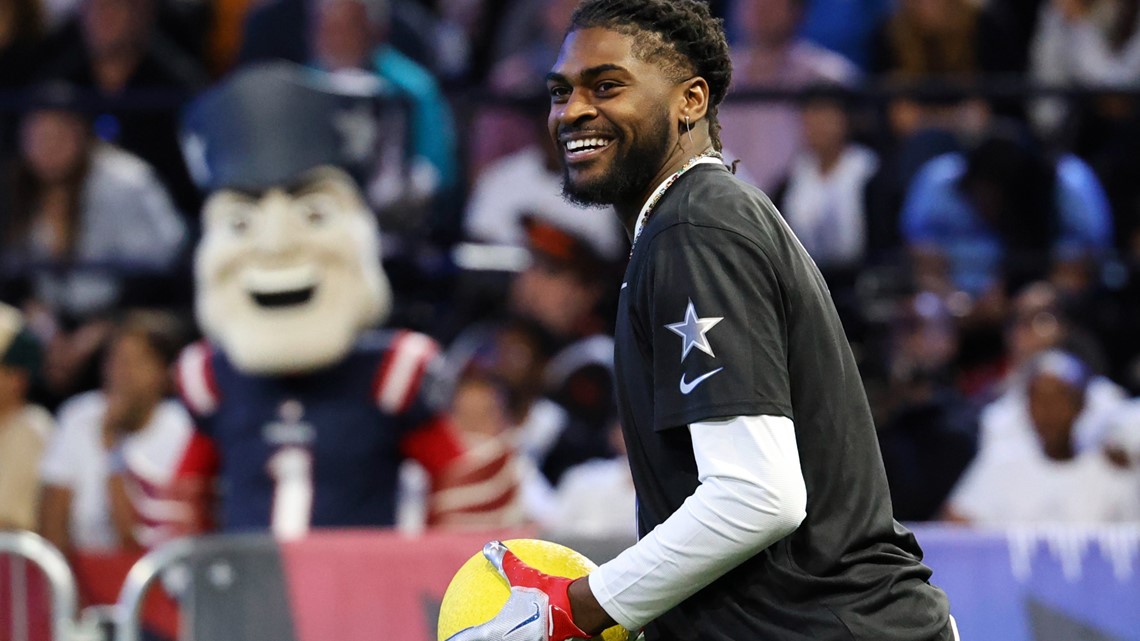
left=734, top=0, right=802, bottom=48
left=81, top=0, right=152, bottom=57
left=1027, top=372, right=1083, bottom=460
left=102, top=330, right=168, bottom=431
left=801, top=99, right=848, bottom=161
left=510, top=256, right=601, bottom=338
left=901, top=0, right=960, bottom=32
left=1006, top=283, right=1063, bottom=368
left=450, top=376, right=511, bottom=440
left=893, top=292, right=957, bottom=377
left=196, top=167, right=391, bottom=374
left=20, top=109, right=89, bottom=184
left=548, top=27, right=680, bottom=208
left=312, top=0, right=378, bottom=71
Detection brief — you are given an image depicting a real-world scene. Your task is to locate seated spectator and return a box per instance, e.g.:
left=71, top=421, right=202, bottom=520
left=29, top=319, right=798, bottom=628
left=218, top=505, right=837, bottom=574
left=869, top=0, right=1028, bottom=78
left=38, top=311, right=194, bottom=552
left=545, top=420, right=635, bottom=539
left=463, top=105, right=625, bottom=263
left=426, top=372, right=530, bottom=529
left=307, top=0, right=458, bottom=225
left=37, top=0, right=208, bottom=214
left=467, top=0, right=579, bottom=176
left=873, top=291, right=978, bottom=522
left=901, top=123, right=1113, bottom=306
left=773, top=85, right=878, bottom=271
left=943, top=350, right=1140, bottom=523
left=446, top=218, right=620, bottom=485
left=796, top=0, right=893, bottom=70
left=978, top=350, right=1127, bottom=462
left=717, top=0, right=860, bottom=192
left=1030, top=0, right=1140, bottom=135
left=867, top=0, right=1025, bottom=185
left=0, top=96, right=187, bottom=405
left=0, top=303, right=53, bottom=531
left=1002, top=281, right=1110, bottom=384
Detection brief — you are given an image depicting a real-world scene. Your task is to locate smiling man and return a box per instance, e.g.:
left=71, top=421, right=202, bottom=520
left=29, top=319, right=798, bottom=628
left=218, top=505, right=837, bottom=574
left=165, top=62, right=516, bottom=538
left=447, top=2, right=956, bottom=641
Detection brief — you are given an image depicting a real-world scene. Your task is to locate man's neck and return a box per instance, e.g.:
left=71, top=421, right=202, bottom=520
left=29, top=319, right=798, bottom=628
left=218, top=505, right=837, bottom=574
left=615, top=139, right=716, bottom=235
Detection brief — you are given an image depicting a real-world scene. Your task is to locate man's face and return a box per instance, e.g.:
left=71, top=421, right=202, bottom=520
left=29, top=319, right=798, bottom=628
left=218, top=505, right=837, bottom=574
left=312, top=0, right=375, bottom=71
left=547, top=27, right=679, bottom=207
left=195, top=167, right=391, bottom=374
left=1027, top=373, right=1082, bottom=458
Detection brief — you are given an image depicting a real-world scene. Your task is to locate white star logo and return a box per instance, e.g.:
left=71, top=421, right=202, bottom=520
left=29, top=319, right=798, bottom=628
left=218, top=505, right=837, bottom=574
left=332, top=105, right=378, bottom=163
left=665, top=299, right=723, bottom=362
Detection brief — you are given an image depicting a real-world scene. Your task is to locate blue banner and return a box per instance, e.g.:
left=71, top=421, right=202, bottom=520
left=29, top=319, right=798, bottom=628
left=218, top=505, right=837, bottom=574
left=912, top=524, right=1140, bottom=641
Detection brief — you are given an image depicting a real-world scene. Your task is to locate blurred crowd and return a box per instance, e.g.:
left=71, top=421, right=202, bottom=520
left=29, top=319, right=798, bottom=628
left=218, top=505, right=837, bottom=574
left=3, top=0, right=1140, bottom=559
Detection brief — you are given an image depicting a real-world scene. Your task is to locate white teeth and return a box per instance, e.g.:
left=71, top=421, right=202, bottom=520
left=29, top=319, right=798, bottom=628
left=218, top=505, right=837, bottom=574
left=243, top=265, right=319, bottom=294
left=565, top=137, right=611, bottom=152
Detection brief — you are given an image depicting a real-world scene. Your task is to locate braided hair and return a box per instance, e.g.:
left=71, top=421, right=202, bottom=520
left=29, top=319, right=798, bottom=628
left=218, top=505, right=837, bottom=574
left=568, top=0, right=733, bottom=151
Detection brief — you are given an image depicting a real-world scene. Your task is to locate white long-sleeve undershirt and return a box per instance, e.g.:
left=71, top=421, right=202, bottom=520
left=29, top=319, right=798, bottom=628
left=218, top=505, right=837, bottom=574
left=587, top=414, right=807, bottom=632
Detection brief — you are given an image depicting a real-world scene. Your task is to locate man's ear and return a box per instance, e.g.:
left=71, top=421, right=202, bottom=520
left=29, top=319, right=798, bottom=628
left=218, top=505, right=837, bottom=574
left=679, top=77, right=710, bottom=124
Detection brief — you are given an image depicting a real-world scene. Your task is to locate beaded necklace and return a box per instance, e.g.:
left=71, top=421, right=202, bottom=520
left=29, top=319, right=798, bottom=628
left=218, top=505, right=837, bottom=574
left=630, top=149, right=724, bottom=257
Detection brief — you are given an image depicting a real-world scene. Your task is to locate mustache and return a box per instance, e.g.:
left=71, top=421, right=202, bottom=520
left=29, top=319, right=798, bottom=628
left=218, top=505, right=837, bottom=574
left=556, top=126, right=618, bottom=139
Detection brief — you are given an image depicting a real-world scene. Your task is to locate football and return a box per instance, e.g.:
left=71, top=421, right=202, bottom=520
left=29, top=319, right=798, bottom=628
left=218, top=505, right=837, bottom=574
left=437, top=538, right=631, bottom=641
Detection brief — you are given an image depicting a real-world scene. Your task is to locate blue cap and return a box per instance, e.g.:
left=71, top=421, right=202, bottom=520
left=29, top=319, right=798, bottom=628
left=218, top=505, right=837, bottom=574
left=179, top=62, right=406, bottom=193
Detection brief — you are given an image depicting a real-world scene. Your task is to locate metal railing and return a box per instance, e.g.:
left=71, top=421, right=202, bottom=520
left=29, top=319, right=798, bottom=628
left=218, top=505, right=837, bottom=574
left=0, top=531, right=78, bottom=641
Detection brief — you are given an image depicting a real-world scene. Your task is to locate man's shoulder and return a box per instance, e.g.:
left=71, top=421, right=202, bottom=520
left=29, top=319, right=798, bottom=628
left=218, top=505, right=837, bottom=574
left=652, top=164, right=785, bottom=245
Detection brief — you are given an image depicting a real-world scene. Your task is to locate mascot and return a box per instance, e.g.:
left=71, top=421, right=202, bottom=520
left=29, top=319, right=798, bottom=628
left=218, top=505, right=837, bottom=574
left=168, top=63, right=517, bottom=537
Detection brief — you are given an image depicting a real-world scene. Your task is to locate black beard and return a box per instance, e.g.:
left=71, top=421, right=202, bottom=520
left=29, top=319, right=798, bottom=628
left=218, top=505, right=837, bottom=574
left=560, top=110, right=672, bottom=208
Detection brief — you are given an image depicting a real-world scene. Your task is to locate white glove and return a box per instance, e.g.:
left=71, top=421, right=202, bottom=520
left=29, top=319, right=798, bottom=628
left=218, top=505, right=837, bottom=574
left=444, top=541, right=593, bottom=641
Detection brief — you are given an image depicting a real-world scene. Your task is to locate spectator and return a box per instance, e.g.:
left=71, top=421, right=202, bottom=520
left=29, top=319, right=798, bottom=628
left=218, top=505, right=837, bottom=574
left=901, top=123, right=1113, bottom=305
left=0, top=94, right=187, bottom=405
left=38, top=311, right=194, bottom=552
left=466, top=0, right=579, bottom=176
left=943, top=349, right=1140, bottom=523
left=37, top=0, right=208, bottom=215
left=304, top=0, right=459, bottom=231
left=427, top=372, right=530, bottom=529
left=873, top=292, right=978, bottom=521
left=463, top=103, right=625, bottom=263
left=979, top=315, right=1126, bottom=461
left=718, top=0, right=860, bottom=192
left=1030, top=0, right=1140, bottom=135
left=447, top=218, right=620, bottom=485
left=545, top=420, right=636, bottom=539
left=797, top=0, right=893, bottom=70
left=869, top=0, right=1028, bottom=79
left=773, top=85, right=879, bottom=271
left=0, top=303, right=52, bottom=531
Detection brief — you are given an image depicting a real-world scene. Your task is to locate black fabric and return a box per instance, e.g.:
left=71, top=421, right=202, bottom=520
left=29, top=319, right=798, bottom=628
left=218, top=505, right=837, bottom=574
left=614, top=163, right=953, bottom=641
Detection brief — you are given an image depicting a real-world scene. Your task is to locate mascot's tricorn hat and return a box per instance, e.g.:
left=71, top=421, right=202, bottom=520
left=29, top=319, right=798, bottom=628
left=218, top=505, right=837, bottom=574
left=179, top=61, right=398, bottom=375
left=180, top=61, right=403, bottom=193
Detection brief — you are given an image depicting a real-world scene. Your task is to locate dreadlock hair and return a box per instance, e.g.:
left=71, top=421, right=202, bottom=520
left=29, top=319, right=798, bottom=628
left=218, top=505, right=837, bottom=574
left=568, top=0, right=733, bottom=152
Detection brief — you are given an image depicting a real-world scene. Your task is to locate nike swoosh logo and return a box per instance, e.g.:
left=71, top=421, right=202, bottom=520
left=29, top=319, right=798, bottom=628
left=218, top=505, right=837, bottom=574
left=505, top=603, right=541, bottom=637
left=679, top=367, right=723, bottom=394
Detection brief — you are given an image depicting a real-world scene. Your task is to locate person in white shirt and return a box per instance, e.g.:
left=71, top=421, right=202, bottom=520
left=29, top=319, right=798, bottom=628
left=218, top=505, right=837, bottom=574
left=38, top=311, right=193, bottom=551
left=944, top=350, right=1140, bottom=524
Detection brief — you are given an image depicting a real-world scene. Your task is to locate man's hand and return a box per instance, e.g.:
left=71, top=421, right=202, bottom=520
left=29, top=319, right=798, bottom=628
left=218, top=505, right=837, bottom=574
left=445, top=541, right=593, bottom=641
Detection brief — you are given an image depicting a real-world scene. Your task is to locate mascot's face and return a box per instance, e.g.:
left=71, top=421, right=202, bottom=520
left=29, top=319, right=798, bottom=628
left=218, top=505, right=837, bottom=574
left=196, top=166, right=391, bottom=374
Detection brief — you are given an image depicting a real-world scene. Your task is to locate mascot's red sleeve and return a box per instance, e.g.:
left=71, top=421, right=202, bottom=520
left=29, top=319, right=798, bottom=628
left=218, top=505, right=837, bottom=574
left=378, top=331, right=522, bottom=527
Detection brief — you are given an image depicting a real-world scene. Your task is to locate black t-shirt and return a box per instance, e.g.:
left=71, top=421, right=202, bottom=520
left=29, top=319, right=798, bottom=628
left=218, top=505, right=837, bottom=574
left=614, top=163, right=952, bottom=641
